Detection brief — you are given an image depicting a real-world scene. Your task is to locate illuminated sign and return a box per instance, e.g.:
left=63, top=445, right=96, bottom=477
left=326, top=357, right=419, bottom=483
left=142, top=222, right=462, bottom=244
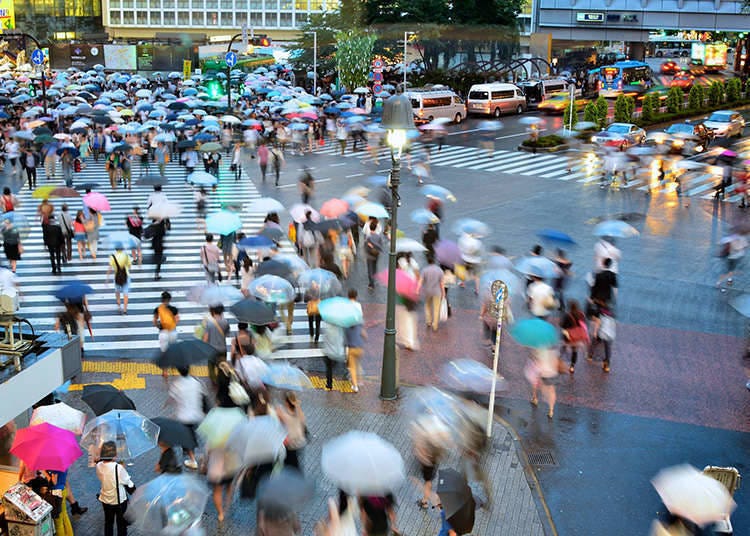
left=0, top=0, right=15, bottom=31
left=576, top=12, right=604, bottom=23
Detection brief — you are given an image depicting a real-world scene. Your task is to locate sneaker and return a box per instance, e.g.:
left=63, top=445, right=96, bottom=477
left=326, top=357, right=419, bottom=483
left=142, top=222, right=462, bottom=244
left=184, top=459, right=198, bottom=470
left=603, top=363, right=610, bottom=373
left=351, top=384, right=359, bottom=393
left=569, top=365, right=575, bottom=374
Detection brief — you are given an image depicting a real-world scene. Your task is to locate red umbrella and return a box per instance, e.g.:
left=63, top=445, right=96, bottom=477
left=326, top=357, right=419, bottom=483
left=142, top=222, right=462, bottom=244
left=83, top=191, right=111, bottom=212
left=375, top=269, right=419, bottom=301
left=320, top=198, right=349, bottom=219
left=11, top=423, right=82, bottom=472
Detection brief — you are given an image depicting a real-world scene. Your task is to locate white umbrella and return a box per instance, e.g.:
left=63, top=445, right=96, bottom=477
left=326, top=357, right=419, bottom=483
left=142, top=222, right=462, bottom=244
left=225, top=416, right=288, bottom=466
left=127, top=475, right=209, bottom=534
left=30, top=403, right=87, bottom=435
left=353, top=87, right=369, bottom=94
left=321, top=431, right=405, bottom=495
left=147, top=201, right=182, bottom=220
left=592, top=220, right=639, bottom=238
left=220, top=114, right=241, bottom=124
left=652, top=464, right=736, bottom=527
left=395, top=237, right=427, bottom=253
left=247, top=197, right=285, bottom=214
left=675, top=160, right=706, bottom=170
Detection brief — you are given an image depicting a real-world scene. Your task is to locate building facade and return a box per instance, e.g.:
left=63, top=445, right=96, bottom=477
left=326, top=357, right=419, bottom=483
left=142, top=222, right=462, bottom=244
left=535, top=0, right=750, bottom=42
left=13, top=0, right=104, bottom=41
left=102, top=0, right=339, bottom=40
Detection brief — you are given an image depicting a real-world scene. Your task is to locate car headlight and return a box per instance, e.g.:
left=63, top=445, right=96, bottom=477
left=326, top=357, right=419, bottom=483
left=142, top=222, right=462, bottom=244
left=673, top=140, right=684, bottom=147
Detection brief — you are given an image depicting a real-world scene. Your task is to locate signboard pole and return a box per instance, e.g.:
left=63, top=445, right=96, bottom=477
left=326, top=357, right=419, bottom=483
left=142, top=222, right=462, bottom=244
left=241, top=23, right=248, bottom=51
left=312, top=31, right=317, bottom=95
left=486, top=280, right=507, bottom=438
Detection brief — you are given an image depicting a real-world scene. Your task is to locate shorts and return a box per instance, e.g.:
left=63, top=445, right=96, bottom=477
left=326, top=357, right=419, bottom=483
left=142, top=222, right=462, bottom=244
left=114, top=279, right=130, bottom=294
left=541, top=375, right=559, bottom=386
left=74, top=232, right=86, bottom=243
left=420, top=463, right=436, bottom=482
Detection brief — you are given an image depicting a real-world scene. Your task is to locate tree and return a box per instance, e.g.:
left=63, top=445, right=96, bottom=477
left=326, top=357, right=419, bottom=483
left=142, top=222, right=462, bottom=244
left=614, top=94, right=634, bottom=123
left=595, top=96, right=609, bottom=128
left=726, top=77, right=742, bottom=103
left=286, top=12, right=342, bottom=79
left=563, top=99, right=578, bottom=129
left=641, top=93, right=655, bottom=123
left=666, top=86, right=683, bottom=113
left=688, top=84, right=704, bottom=111
left=583, top=100, right=598, bottom=124
left=708, top=81, right=725, bottom=106
left=336, top=30, right=377, bottom=91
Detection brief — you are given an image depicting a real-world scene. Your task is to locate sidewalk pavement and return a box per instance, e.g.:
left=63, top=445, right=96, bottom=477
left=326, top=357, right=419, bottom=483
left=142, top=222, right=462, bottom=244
left=60, top=371, right=549, bottom=536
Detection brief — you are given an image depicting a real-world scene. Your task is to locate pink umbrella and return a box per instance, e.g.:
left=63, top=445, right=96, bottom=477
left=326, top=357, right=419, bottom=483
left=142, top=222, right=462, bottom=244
left=376, top=269, right=419, bottom=301
left=350, top=107, right=368, bottom=114
left=83, top=192, right=111, bottom=212
left=320, top=198, right=349, bottom=218
left=433, top=240, right=462, bottom=267
left=10, top=423, right=82, bottom=472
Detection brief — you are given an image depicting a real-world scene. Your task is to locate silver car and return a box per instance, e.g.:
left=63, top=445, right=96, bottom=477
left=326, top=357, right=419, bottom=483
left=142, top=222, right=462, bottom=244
left=591, top=123, right=646, bottom=148
left=703, top=110, right=745, bottom=138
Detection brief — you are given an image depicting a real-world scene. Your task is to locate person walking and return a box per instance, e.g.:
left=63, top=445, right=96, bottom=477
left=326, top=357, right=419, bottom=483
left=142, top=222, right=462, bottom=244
left=147, top=219, right=167, bottom=280
left=306, top=284, right=322, bottom=343
left=85, top=208, right=100, bottom=260
left=43, top=142, right=58, bottom=180
left=527, top=275, right=557, bottom=319
left=125, top=207, right=143, bottom=265
left=275, top=392, right=307, bottom=471
left=364, top=220, right=384, bottom=291
left=257, top=143, right=269, bottom=182
left=22, top=147, right=39, bottom=191
left=336, top=120, right=348, bottom=155
left=43, top=214, right=64, bottom=274
left=411, top=415, right=446, bottom=510
left=717, top=234, right=748, bottom=289
left=202, top=304, right=230, bottom=384
left=60, top=204, right=74, bottom=263
left=344, top=289, right=366, bottom=392
left=106, top=151, right=119, bottom=189
left=167, top=366, right=205, bottom=470
left=270, top=145, right=283, bottom=186
left=418, top=255, right=445, bottom=332
left=154, top=142, right=169, bottom=178
left=593, top=236, right=620, bottom=275
left=95, top=441, right=135, bottom=536
left=220, top=232, right=236, bottom=280
left=73, top=210, right=87, bottom=260
left=298, top=168, right=314, bottom=204
left=200, top=234, right=222, bottom=283
left=45, top=470, right=76, bottom=536
left=528, top=346, right=560, bottom=419
left=107, top=246, right=131, bottom=315
left=2, top=218, right=22, bottom=273
left=553, top=248, right=572, bottom=310
left=231, top=142, right=242, bottom=181
left=153, top=291, right=179, bottom=352
left=560, top=300, right=589, bottom=374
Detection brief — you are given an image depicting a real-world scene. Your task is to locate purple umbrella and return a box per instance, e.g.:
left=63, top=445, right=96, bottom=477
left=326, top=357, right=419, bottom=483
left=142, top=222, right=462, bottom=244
left=434, top=240, right=462, bottom=267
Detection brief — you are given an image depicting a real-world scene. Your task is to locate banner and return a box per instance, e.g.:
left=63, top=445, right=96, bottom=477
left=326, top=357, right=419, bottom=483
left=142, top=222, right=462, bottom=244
left=0, top=0, right=15, bottom=31
left=183, top=59, right=192, bottom=80
left=70, top=44, right=102, bottom=69
left=103, top=44, right=136, bottom=71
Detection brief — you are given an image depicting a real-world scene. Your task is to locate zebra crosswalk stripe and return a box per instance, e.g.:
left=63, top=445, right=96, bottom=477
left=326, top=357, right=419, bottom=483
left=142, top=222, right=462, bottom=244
left=11, top=158, right=325, bottom=360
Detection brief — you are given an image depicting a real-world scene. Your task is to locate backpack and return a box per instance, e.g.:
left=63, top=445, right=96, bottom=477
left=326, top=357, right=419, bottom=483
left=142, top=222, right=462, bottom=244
left=2, top=195, right=13, bottom=212
left=111, top=255, right=128, bottom=286
left=158, top=304, right=177, bottom=331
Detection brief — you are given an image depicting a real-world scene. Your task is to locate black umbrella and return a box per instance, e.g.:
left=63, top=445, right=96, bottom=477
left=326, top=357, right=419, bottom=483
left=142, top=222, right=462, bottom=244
left=154, top=339, right=217, bottom=369
left=229, top=298, right=276, bottom=325
left=168, top=101, right=189, bottom=110
left=310, top=219, right=343, bottom=234
left=255, top=259, right=294, bottom=283
left=257, top=468, right=314, bottom=510
left=91, top=115, right=113, bottom=125
left=0, top=96, right=11, bottom=105
left=436, top=468, right=474, bottom=519
left=32, top=126, right=53, bottom=137
left=137, top=174, right=169, bottom=186
left=447, top=497, right=476, bottom=535
left=177, top=139, right=196, bottom=149
left=151, top=417, right=198, bottom=449
left=75, top=182, right=100, bottom=192
left=82, top=384, right=137, bottom=416
left=259, top=226, right=284, bottom=243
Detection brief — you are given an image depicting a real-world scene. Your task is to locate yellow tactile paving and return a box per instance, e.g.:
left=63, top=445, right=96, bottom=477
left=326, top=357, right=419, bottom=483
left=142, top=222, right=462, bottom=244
left=71, top=360, right=354, bottom=393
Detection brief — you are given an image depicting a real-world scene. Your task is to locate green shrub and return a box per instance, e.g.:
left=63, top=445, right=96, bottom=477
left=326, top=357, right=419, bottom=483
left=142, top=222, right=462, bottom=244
left=563, top=99, right=578, bottom=129
left=583, top=100, right=598, bottom=123
left=641, top=93, right=655, bottom=122
left=595, top=96, right=609, bottom=128
left=614, top=94, right=634, bottom=123
left=521, top=134, right=567, bottom=148
left=745, top=78, right=750, bottom=97
left=666, top=86, right=683, bottom=113
left=688, top=84, right=704, bottom=111
left=708, top=81, right=725, bottom=106
left=727, top=78, right=742, bottom=103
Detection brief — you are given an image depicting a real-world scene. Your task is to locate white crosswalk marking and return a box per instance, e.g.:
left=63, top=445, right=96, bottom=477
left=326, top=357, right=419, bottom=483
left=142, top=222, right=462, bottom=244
left=10, top=159, right=325, bottom=360
left=314, top=139, right=734, bottom=201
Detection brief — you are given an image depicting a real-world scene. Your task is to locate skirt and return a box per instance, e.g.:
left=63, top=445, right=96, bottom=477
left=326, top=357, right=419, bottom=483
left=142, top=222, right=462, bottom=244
left=4, top=242, right=20, bottom=261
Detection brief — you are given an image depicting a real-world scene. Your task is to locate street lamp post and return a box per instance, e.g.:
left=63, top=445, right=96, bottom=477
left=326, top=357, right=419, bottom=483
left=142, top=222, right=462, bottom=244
left=3, top=33, right=47, bottom=114
left=226, top=32, right=243, bottom=110
left=379, top=94, right=415, bottom=400
left=312, top=31, right=317, bottom=95
left=403, top=31, right=415, bottom=90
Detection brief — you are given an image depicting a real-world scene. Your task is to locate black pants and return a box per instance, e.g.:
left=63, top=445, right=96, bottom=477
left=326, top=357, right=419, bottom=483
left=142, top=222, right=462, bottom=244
left=26, top=167, right=36, bottom=189
left=153, top=250, right=164, bottom=276
left=284, top=448, right=301, bottom=471
left=260, top=163, right=267, bottom=181
left=307, top=313, right=321, bottom=341
left=63, top=234, right=72, bottom=261
left=273, top=165, right=280, bottom=185
left=48, top=246, right=63, bottom=273
left=102, top=501, right=128, bottom=536
left=366, top=256, right=378, bottom=287
left=325, top=357, right=334, bottom=389
left=589, top=337, right=611, bottom=364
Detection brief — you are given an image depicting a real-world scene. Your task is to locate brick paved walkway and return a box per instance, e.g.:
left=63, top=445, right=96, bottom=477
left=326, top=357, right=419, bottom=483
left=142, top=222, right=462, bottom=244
left=58, top=373, right=547, bottom=535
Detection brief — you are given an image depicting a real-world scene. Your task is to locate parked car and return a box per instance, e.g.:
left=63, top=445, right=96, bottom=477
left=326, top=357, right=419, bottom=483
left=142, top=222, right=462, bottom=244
left=537, top=92, right=589, bottom=114
left=703, top=110, right=746, bottom=137
left=660, top=61, right=681, bottom=75
left=670, top=72, right=695, bottom=90
left=591, top=123, right=646, bottom=147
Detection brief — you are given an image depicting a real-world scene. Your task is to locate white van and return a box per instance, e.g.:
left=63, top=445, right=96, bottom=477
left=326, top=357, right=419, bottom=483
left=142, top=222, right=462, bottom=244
left=467, top=83, right=526, bottom=117
left=517, top=78, right=578, bottom=105
left=404, top=87, right=467, bottom=124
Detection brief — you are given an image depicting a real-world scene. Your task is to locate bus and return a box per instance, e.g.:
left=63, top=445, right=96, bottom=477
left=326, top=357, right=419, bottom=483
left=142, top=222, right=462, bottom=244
left=598, top=61, right=653, bottom=98
left=649, top=38, right=701, bottom=58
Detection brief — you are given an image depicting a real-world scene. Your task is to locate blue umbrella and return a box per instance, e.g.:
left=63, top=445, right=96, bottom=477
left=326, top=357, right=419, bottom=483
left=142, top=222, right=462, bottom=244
left=452, top=218, right=490, bottom=237
left=355, top=202, right=389, bottom=219
left=239, top=235, right=274, bottom=248
left=54, top=281, right=95, bottom=301
left=509, top=318, right=559, bottom=348
left=318, top=297, right=363, bottom=328
left=206, top=210, right=242, bottom=235
left=411, top=208, right=439, bottom=225
left=514, top=256, right=560, bottom=279
left=187, top=171, right=218, bottom=187
left=536, top=229, right=577, bottom=246
left=422, top=184, right=456, bottom=202
left=730, top=294, right=750, bottom=318
left=593, top=220, right=639, bottom=238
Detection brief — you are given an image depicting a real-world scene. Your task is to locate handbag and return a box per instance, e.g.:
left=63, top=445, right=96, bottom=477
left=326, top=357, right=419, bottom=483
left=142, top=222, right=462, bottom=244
left=564, top=319, right=589, bottom=345
left=599, top=314, right=616, bottom=342
left=439, top=297, right=448, bottom=322
left=220, top=362, right=250, bottom=405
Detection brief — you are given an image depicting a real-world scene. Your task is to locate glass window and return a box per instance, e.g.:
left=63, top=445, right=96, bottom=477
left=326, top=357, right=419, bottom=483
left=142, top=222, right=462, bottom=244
left=191, top=0, right=204, bottom=8
left=177, top=11, right=190, bottom=24
left=123, top=10, right=135, bottom=23
left=177, top=0, right=188, bottom=8
left=137, top=11, right=148, bottom=23
left=264, top=12, right=277, bottom=25
left=150, top=11, right=162, bottom=24
left=309, top=0, right=323, bottom=9
left=162, top=11, right=176, bottom=24
left=219, top=0, right=232, bottom=7
left=236, top=12, right=247, bottom=24
left=110, top=10, right=122, bottom=24
left=205, top=0, right=217, bottom=8
left=249, top=0, right=261, bottom=7
left=295, top=0, right=308, bottom=9
left=280, top=12, right=292, bottom=26
left=323, top=0, right=338, bottom=8
left=220, top=11, right=233, bottom=25
left=468, top=91, right=488, bottom=100
left=280, top=0, right=292, bottom=9
left=135, top=0, right=147, bottom=8
left=206, top=11, right=218, bottom=24
left=250, top=11, right=263, bottom=26
left=265, top=0, right=278, bottom=9
left=122, top=0, right=134, bottom=8
left=191, top=11, right=204, bottom=25
left=235, top=0, right=247, bottom=7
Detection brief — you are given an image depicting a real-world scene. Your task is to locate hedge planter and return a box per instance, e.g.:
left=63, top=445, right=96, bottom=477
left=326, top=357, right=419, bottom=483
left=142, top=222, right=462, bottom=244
left=518, top=143, right=569, bottom=153
left=519, top=134, right=569, bottom=153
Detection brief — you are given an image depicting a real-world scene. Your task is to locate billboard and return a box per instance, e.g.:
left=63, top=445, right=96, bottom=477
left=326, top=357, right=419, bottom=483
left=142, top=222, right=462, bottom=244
left=704, top=43, right=727, bottom=67
left=103, top=44, right=136, bottom=71
left=0, top=0, right=15, bottom=31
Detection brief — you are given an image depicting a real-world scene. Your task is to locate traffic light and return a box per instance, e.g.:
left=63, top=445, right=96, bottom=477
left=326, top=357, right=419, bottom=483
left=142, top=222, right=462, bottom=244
left=206, top=79, right=224, bottom=99
left=251, top=35, right=270, bottom=47
left=28, top=83, right=36, bottom=97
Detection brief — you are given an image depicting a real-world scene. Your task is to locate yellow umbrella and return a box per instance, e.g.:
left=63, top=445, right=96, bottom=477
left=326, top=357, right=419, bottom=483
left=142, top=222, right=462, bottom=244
left=27, top=119, right=46, bottom=129
left=32, top=185, right=57, bottom=199
left=120, top=109, right=135, bottom=117
left=196, top=407, right=246, bottom=449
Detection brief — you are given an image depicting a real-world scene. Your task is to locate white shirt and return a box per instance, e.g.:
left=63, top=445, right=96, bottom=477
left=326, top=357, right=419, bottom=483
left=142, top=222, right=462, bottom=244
left=593, top=239, right=621, bottom=274
left=5, top=141, right=20, bottom=159
left=168, top=375, right=205, bottom=425
left=147, top=191, right=168, bottom=208
left=527, top=280, right=555, bottom=317
left=458, top=233, right=482, bottom=265
left=96, top=461, right=133, bottom=505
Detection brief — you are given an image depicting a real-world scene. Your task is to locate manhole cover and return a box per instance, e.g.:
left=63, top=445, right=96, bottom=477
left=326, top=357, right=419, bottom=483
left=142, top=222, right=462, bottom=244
left=526, top=450, right=557, bottom=466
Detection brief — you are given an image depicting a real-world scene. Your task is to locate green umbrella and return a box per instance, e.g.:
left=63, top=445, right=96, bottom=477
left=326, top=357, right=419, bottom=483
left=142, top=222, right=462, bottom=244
left=198, top=142, right=222, bottom=153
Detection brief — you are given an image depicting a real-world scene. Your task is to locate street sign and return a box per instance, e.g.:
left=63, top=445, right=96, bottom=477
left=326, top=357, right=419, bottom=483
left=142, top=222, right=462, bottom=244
left=225, top=51, right=237, bottom=68
left=31, top=49, right=44, bottom=65
left=241, top=24, right=248, bottom=50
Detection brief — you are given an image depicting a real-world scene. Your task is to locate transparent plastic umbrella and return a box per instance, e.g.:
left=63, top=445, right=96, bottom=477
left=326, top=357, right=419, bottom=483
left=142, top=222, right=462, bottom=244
left=452, top=218, right=490, bottom=237
left=441, top=359, right=508, bottom=394
left=410, top=208, right=440, bottom=225
left=105, top=231, right=140, bottom=251
left=405, top=386, right=462, bottom=426
left=80, top=410, right=160, bottom=460
left=225, top=415, right=288, bottom=466
left=395, top=237, right=427, bottom=253
left=592, top=220, right=639, bottom=238
left=188, top=284, right=244, bottom=306
left=273, top=254, right=310, bottom=282
left=197, top=407, right=246, bottom=449
left=514, top=256, right=561, bottom=279
left=297, top=268, right=342, bottom=298
left=247, top=197, right=285, bottom=214
left=248, top=275, right=296, bottom=303
left=206, top=210, right=243, bottom=235
left=321, top=431, right=406, bottom=495
left=235, top=356, right=270, bottom=387
left=127, top=474, right=210, bottom=535
left=147, top=202, right=182, bottom=220
left=30, top=402, right=87, bottom=435
left=262, top=363, right=313, bottom=391
left=355, top=202, right=389, bottom=219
